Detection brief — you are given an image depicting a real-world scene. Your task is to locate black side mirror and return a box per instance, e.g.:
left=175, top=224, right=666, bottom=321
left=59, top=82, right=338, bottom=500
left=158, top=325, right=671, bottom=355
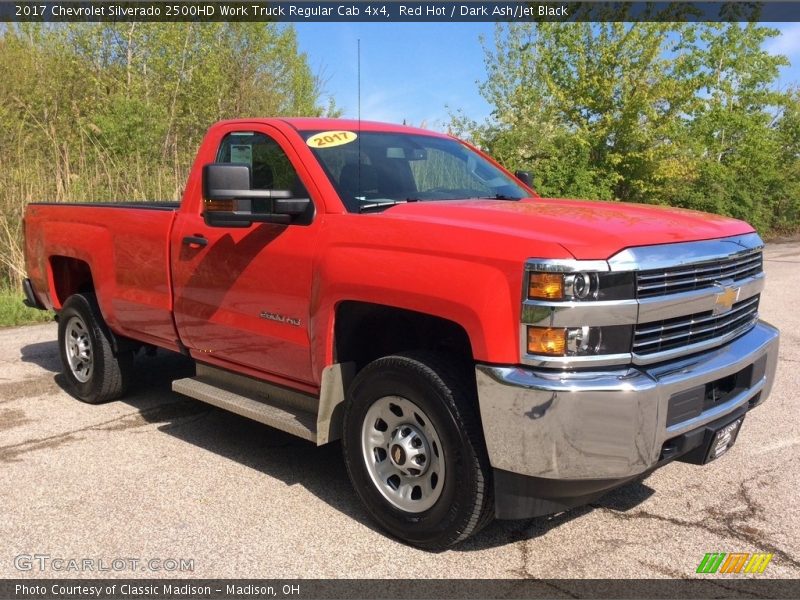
left=202, top=163, right=312, bottom=227
left=514, top=170, right=533, bottom=188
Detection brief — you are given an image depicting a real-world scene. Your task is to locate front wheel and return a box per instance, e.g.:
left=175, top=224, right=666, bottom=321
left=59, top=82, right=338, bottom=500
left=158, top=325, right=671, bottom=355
left=342, top=352, right=494, bottom=550
left=58, top=293, right=133, bottom=404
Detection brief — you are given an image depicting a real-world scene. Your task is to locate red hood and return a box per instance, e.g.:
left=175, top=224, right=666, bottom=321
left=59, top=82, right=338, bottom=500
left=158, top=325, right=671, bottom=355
left=383, top=197, right=755, bottom=259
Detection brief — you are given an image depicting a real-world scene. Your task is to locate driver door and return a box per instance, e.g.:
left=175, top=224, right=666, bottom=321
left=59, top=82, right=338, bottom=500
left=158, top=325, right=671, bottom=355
left=171, top=127, right=319, bottom=386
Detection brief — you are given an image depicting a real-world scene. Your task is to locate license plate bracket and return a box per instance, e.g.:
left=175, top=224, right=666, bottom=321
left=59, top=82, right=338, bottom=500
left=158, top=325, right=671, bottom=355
left=703, top=415, right=745, bottom=463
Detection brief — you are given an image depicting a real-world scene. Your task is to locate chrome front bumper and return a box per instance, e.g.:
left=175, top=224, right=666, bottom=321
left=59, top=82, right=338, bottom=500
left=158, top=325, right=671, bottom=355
left=476, top=321, right=779, bottom=481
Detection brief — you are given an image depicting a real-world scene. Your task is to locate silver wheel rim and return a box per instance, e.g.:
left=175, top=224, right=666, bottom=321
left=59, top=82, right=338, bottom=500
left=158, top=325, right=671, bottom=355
left=361, top=396, right=445, bottom=513
left=64, top=316, right=93, bottom=383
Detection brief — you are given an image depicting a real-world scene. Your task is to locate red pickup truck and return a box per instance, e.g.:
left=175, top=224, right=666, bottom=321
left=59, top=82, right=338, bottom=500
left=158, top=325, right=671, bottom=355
left=23, top=118, right=779, bottom=549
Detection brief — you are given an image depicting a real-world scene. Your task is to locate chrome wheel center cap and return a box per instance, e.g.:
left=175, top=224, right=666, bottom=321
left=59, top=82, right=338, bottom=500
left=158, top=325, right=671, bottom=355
left=388, top=425, right=430, bottom=477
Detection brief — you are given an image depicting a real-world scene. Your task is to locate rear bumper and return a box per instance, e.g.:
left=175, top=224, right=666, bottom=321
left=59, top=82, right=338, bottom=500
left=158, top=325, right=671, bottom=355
left=475, top=321, right=779, bottom=519
left=22, top=278, right=46, bottom=310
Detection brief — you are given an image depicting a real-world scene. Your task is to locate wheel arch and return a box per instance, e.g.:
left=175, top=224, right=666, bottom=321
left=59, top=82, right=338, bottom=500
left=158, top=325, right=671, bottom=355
left=317, top=301, right=479, bottom=447
left=333, top=300, right=474, bottom=371
left=49, top=256, right=95, bottom=309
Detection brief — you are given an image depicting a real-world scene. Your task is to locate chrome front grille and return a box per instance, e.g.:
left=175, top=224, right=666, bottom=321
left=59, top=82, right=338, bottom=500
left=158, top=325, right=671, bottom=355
left=521, top=233, right=766, bottom=368
left=636, top=249, right=762, bottom=299
left=634, top=294, right=760, bottom=356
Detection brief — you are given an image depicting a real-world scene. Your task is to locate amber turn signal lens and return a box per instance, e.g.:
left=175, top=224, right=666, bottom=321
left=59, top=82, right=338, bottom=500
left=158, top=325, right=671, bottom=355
left=529, top=273, right=563, bottom=300
left=204, top=199, right=235, bottom=212
left=527, top=326, right=567, bottom=356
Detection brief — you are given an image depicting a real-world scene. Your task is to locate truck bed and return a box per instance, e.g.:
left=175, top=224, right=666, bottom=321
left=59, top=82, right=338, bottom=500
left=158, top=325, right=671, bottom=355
left=24, top=201, right=181, bottom=351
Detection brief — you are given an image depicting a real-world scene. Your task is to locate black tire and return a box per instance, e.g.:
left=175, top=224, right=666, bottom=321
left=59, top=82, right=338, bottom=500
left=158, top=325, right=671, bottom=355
left=342, top=351, right=494, bottom=550
left=57, top=293, right=133, bottom=404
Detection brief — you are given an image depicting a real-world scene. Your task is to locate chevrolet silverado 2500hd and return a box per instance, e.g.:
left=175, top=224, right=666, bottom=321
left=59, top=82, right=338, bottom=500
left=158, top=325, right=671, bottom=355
left=23, top=118, right=780, bottom=549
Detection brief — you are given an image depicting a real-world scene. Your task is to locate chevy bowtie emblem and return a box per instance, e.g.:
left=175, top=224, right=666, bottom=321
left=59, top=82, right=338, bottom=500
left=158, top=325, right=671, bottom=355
left=713, top=286, right=740, bottom=315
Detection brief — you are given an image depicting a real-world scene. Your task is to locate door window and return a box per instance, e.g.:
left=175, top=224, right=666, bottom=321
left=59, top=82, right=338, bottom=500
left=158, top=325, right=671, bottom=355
left=217, top=132, right=308, bottom=198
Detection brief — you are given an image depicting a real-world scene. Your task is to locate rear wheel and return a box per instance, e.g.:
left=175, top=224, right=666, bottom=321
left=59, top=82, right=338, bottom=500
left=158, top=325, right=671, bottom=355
left=58, top=293, right=133, bottom=404
left=342, top=352, right=494, bottom=550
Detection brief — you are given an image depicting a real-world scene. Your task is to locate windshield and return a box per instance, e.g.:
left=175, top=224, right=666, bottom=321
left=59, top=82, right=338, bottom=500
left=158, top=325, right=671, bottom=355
left=302, top=130, right=529, bottom=213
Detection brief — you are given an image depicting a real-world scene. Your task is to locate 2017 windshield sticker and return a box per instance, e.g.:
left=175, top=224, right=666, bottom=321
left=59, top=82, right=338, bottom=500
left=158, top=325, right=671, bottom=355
left=307, top=131, right=357, bottom=149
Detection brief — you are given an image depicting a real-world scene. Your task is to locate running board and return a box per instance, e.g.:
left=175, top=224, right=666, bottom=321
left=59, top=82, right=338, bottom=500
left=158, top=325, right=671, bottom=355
left=172, top=364, right=318, bottom=442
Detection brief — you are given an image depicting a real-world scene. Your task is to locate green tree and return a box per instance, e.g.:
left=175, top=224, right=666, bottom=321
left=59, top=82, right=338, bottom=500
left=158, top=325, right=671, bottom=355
left=453, top=22, right=798, bottom=233
left=0, top=22, right=332, bottom=287
left=664, top=23, right=793, bottom=232
left=453, top=22, right=702, bottom=200
left=773, top=89, right=800, bottom=231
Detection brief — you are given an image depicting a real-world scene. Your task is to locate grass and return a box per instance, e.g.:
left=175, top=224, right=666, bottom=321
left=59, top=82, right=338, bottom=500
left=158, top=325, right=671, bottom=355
left=0, top=286, right=54, bottom=328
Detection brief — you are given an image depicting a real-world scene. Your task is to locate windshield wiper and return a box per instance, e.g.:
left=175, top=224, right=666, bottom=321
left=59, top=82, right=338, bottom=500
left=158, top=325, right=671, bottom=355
left=358, top=200, right=408, bottom=213
left=473, top=194, right=521, bottom=200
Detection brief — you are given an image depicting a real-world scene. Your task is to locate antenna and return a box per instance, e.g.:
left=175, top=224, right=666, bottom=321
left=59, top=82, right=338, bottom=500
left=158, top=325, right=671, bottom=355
left=357, top=38, right=361, bottom=200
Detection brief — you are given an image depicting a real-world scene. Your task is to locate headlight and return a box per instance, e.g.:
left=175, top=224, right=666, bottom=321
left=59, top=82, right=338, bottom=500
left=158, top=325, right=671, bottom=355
left=565, top=273, right=595, bottom=300
left=522, top=260, right=636, bottom=366
left=526, top=325, right=632, bottom=357
left=527, top=271, right=634, bottom=301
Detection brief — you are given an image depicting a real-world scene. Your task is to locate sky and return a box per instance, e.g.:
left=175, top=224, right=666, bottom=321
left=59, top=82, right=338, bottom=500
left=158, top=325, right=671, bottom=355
left=295, top=22, right=800, bottom=131
left=294, top=23, right=496, bottom=129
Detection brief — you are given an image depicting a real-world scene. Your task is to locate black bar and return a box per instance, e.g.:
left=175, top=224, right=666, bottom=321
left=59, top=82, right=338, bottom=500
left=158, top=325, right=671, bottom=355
left=2, top=579, right=800, bottom=599
left=3, top=1, right=800, bottom=23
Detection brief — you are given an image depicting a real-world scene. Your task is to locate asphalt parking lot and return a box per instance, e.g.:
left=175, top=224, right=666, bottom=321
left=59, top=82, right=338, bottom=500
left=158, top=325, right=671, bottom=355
left=1, top=242, right=798, bottom=580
